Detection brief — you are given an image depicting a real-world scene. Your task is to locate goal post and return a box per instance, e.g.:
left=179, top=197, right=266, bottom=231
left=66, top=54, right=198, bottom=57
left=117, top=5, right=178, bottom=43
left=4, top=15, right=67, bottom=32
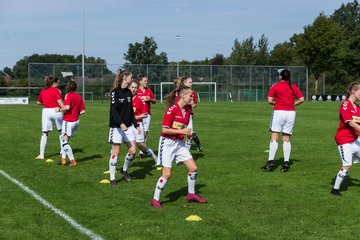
left=160, top=82, right=217, bottom=103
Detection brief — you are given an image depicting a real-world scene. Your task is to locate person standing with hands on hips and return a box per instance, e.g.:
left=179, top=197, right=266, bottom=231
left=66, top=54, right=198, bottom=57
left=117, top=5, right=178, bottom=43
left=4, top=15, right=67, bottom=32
left=262, top=69, right=304, bottom=172
left=331, top=82, right=360, bottom=196
left=36, top=76, right=64, bottom=160
left=151, top=86, right=207, bottom=208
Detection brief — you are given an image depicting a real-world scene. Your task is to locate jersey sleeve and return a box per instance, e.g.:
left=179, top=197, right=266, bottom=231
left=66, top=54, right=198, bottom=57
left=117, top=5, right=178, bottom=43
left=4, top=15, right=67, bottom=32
left=110, top=91, right=122, bottom=125
left=80, top=97, right=86, bottom=111
left=162, top=107, right=175, bottom=128
left=56, top=88, right=62, bottom=101
left=192, top=90, right=198, bottom=104
left=268, top=85, right=276, bottom=98
left=149, top=88, right=155, bottom=100
left=37, top=90, right=43, bottom=103
left=292, top=84, right=304, bottom=99
left=63, top=94, right=70, bottom=106
left=340, top=101, right=353, bottom=123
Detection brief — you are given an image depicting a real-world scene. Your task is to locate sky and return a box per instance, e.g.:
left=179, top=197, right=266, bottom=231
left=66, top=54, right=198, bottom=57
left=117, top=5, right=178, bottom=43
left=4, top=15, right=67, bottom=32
left=0, top=0, right=354, bottom=71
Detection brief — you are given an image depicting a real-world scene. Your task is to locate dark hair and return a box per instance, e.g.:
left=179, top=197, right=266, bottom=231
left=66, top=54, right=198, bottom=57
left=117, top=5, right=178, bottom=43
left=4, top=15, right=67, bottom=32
left=137, top=73, right=144, bottom=81
left=66, top=80, right=77, bottom=93
left=112, top=68, right=132, bottom=91
left=45, top=76, right=59, bottom=89
left=345, top=82, right=360, bottom=99
left=164, top=86, right=192, bottom=109
left=280, top=69, right=294, bottom=95
left=173, top=76, right=186, bottom=88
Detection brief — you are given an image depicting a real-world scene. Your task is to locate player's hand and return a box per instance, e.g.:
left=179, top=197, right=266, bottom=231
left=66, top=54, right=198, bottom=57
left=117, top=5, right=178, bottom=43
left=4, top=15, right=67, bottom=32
left=183, top=128, right=192, bottom=136
left=120, top=124, right=127, bottom=131
left=55, top=107, right=60, bottom=113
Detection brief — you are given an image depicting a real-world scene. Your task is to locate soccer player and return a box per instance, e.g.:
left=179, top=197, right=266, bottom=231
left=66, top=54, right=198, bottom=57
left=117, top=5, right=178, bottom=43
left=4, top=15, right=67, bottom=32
left=135, top=74, right=156, bottom=160
left=108, top=69, right=140, bottom=185
left=182, top=77, right=203, bottom=151
left=57, top=80, right=86, bottom=167
left=129, top=80, right=157, bottom=162
left=151, top=86, right=207, bottom=208
left=36, top=76, right=64, bottom=160
left=262, top=69, right=304, bottom=172
left=331, top=82, right=360, bottom=196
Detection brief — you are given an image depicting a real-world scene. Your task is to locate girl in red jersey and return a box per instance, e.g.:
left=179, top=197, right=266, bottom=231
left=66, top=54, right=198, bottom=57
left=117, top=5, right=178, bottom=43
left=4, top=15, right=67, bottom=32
left=262, top=69, right=304, bottom=172
left=151, top=86, right=207, bottom=208
left=129, top=80, right=157, bottom=162
left=331, top=82, right=360, bottom=196
left=56, top=80, right=86, bottom=167
left=136, top=74, right=156, bottom=160
left=36, top=76, right=64, bottom=160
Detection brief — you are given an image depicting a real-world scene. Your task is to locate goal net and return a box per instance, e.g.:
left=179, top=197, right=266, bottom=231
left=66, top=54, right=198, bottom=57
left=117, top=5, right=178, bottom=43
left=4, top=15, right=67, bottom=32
left=160, top=82, right=217, bottom=103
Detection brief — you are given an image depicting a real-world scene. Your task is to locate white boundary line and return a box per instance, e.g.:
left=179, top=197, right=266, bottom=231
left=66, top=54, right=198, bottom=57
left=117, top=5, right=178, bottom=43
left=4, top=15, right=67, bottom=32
left=0, top=169, right=104, bottom=240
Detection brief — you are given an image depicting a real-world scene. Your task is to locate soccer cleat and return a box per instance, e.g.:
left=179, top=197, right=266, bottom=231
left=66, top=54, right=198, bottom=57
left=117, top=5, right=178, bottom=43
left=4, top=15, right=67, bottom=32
left=120, top=168, right=131, bottom=182
left=35, top=155, right=44, bottom=160
left=69, top=160, right=77, bottom=167
left=330, top=188, right=341, bottom=196
left=261, top=160, right=275, bottom=170
left=151, top=199, right=162, bottom=208
left=110, top=179, right=117, bottom=186
left=186, top=193, right=208, bottom=203
left=138, top=153, right=144, bottom=161
left=281, top=161, right=290, bottom=172
left=58, top=158, right=67, bottom=166
left=197, top=145, right=203, bottom=152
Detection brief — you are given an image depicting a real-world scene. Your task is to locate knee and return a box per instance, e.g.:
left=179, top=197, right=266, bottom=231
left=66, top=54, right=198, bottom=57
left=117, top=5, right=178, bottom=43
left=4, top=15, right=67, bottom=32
left=42, top=132, right=49, bottom=136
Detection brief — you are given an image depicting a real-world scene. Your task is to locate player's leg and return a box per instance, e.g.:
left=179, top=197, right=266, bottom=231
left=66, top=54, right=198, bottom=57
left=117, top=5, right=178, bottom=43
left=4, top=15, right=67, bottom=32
left=281, top=111, right=295, bottom=172
left=185, top=115, right=193, bottom=150
left=331, top=143, right=353, bottom=196
left=55, top=110, right=64, bottom=159
left=108, top=128, right=122, bottom=185
left=37, top=109, right=52, bottom=159
left=137, top=142, right=157, bottom=163
left=121, top=140, right=136, bottom=182
left=152, top=167, right=171, bottom=208
left=140, top=115, right=151, bottom=158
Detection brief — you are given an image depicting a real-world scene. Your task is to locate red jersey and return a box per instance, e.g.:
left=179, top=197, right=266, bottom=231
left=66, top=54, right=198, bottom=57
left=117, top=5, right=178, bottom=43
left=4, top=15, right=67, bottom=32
left=63, top=92, right=86, bottom=122
left=136, top=87, right=155, bottom=114
left=37, top=87, right=62, bottom=108
left=161, top=102, right=191, bottom=140
left=132, top=96, right=147, bottom=123
left=174, top=89, right=197, bottom=114
left=268, top=81, right=303, bottom=111
left=335, top=100, right=360, bottom=145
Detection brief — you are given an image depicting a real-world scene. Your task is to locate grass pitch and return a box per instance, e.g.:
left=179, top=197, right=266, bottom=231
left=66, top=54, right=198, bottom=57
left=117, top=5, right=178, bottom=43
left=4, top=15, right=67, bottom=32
left=0, top=101, right=359, bottom=240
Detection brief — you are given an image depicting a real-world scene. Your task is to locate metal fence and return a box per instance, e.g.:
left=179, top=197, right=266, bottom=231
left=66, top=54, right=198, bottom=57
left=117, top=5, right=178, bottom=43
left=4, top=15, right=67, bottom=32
left=22, top=63, right=308, bottom=102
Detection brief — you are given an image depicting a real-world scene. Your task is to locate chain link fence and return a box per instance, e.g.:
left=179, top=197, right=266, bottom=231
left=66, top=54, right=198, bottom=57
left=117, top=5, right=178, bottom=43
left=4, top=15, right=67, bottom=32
left=19, top=63, right=308, bottom=102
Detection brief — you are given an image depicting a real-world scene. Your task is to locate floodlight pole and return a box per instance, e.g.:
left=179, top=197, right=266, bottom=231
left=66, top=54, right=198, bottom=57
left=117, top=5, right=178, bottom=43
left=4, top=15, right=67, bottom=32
left=176, top=35, right=180, bottom=77
left=82, top=0, right=85, bottom=100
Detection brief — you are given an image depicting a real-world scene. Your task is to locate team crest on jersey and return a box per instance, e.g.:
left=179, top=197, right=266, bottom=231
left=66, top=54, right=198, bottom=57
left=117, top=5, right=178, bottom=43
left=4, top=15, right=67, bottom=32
left=119, top=98, right=124, bottom=103
left=127, top=97, right=131, bottom=103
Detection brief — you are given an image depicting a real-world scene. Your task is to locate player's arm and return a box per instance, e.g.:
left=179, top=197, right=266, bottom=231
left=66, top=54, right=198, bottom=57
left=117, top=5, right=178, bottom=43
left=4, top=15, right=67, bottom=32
left=57, top=99, right=64, bottom=108
left=294, top=97, right=304, bottom=106
left=162, top=126, right=191, bottom=136
left=56, top=105, right=70, bottom=113
left=349, top=121, right=360, bottom=131
left=267, top=97, right=276, bottom=105
left=37, top=101, right=43, bottom=105
left=150, top=91, right=156, bottom=104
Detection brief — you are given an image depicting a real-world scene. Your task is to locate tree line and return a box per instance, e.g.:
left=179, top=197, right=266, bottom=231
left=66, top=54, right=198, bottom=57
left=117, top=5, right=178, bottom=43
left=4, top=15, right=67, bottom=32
left=1, top=0, right=359, bottom=94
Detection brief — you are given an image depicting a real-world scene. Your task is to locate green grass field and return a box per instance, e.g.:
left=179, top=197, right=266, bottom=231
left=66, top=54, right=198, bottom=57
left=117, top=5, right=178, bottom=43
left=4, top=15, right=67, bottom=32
left=1, top=101, right=360, bottom=240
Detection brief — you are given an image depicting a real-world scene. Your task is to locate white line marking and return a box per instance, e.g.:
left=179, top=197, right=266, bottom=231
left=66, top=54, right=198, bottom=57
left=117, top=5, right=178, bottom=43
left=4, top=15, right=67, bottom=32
left=0, top=169, right=104, bottom=240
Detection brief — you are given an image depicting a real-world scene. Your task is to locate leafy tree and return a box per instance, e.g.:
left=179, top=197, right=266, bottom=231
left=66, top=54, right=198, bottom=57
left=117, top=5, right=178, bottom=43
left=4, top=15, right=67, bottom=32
left=332, top=0, right=360, bottom=34
left=255, top=34, right=270, bottom=65
left=293, top=14, right=346, bottom=78
left=269, top=41, right=300, bottom=66
left=229, top=37, right=256, bottom=65
left=124, top=36, right=168, bottom=64
left=210, top=54, right=225, bottom=65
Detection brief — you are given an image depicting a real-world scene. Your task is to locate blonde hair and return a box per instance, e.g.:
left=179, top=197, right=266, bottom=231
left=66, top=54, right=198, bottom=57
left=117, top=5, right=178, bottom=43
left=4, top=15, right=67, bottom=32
left=164, top=86, right=192, bottom=109
left=112, top=69, right=131, bottom=91
left=346, top=82, right=360, bottom=99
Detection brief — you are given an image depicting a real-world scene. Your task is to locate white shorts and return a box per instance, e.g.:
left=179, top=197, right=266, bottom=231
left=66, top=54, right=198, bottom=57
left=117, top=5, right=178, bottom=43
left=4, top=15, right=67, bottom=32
left=135, top=122, right=145, bottom=143
left=269, top=110, right=296, bottom=135
left=108, top=125, right=136, bottom=144
left=41, top=108, right=63, bottom=132
left=338, top=138, right=360, bottom=166
left=157, top=136, right=193, bottom=168
left=61, top=120, right=79, bottom=137
left=143, top=114, right=151, bottom=132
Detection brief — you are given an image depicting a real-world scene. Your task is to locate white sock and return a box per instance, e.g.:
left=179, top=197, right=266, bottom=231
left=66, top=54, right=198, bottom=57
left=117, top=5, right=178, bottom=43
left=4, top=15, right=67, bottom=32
left=188, top=172, right=197, bottom=194
left=334, top=168, right=349, bottom=189
left=109, top=154, right=118, bottom=181
left=185, top=139, right=192, bottom=150
left=62, top=139, right=75, bottom=160
left=40, top=134, right=47, bottom=157
left=268, top=140, right=278, bottom=161
left=59, top=132, right=65, bottom=157
left=145, top=148, right=157, bottom=162
left=123, top=153, right=134, bottom=171
left=153, top=177, right=167, bottom=201
left=283, top=141, right=291, bottom=162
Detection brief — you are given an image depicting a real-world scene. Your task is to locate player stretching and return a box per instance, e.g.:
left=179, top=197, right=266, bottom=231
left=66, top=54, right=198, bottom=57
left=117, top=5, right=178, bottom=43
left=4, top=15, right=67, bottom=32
left=262, top=69, right=304, bottom=172
left=36, top=76, right=64, bottom=160
left=136, top=74, right=156, bottom=160
left=56, top=80, right=86, bottom=167
left=129, top=80, right=157, bottom=163
left=331, top=82, right=360, bottom=196
left=108, top=69, right=140, bottom=185
left=151, top=86, right=207, bottom=208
